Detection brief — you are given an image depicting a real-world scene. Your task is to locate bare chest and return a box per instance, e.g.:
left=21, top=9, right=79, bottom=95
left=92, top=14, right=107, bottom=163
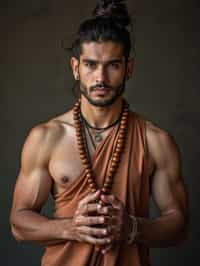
left=48, top=127, right=84, bottom=195
left=48, top=125, right=110, bottom=195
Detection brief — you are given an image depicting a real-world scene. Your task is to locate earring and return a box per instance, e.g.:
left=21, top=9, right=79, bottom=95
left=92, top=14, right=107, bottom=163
left=76, top=74, right=79, bottom=80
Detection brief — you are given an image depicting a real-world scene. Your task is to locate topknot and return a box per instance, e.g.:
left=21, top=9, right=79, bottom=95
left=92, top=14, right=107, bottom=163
left=92, top=0, right=131, bottom=28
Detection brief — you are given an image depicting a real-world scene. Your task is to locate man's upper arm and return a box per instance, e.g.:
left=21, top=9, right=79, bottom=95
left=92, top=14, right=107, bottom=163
left=11, top=125, right=53, bottom=215
left=147, top=123, right=188, bottom=219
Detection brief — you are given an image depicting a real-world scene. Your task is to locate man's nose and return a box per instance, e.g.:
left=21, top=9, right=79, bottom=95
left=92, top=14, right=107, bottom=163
left=95, top=65, right=106, bottom=83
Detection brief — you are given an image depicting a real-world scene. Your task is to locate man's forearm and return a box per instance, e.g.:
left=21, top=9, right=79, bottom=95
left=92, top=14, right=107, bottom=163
left=10, top=209, right=75, bottom=246
left=135, top=210, right=188, bottom=248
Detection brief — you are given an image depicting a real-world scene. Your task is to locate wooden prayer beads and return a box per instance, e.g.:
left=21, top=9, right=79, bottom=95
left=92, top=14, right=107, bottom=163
left=73, top=98, right=129, bottom=201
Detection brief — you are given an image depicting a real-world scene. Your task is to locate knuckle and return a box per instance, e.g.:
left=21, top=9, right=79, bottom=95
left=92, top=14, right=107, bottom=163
left=75, top=217, right=80, bottom=226
left=83, top=204, right=87, bottom=213
left=103, top=207, right=108, bottom=214
left=90, top=228, right=95, bottom=235
left=88, top=217, right=92, bottom=224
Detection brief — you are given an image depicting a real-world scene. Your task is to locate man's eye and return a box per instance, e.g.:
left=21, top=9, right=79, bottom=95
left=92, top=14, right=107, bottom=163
left=110, top=63, right=120, bottom=69
left=85, top=62, right=96, bottom=68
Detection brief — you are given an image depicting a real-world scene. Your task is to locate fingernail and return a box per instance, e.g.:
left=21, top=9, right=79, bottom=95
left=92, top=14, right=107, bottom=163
left=101, top=217, right=105, bottom=223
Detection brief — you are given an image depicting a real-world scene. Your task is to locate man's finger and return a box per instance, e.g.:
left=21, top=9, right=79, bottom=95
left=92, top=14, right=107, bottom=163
left=77, top=226, right=109, bottom=237
left=78, top=203, right=100, bottom=215
left=97, top=205, right=114, bottom=215
left=79, top=190, right=101, bottom=207
left=79, top=234, right=111, bottom=246
left=100, top=194, right=120, bottom=208
left=75, top=215, right=107, bottom=226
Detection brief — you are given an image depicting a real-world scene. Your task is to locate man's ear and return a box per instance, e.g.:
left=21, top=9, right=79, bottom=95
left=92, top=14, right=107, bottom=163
left=126, top=57, right=135, bottom=80
left=70, top=57, right=80, bottom=80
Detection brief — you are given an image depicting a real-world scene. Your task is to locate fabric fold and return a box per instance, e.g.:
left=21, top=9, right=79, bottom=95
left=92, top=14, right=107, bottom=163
left=42, top=111, right=151, bottom=266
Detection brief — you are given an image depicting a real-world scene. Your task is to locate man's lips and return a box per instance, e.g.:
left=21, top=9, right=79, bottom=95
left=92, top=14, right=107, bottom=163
left=92, top=87, right=110, bottom=95
left=92, top=86, right=111, bottom=91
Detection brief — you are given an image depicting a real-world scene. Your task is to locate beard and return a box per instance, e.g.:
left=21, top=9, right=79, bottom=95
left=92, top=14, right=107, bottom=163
left=79, top=80, right=126, bottom=107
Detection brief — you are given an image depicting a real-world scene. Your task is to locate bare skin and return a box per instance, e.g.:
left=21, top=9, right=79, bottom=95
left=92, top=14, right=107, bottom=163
left=10, top=41, right=188, bottom=254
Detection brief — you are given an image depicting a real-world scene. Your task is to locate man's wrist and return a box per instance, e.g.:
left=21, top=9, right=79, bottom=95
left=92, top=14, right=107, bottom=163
left=127, top=214, right=138, bottom=245
left=59, top=218, right=78, bottom=241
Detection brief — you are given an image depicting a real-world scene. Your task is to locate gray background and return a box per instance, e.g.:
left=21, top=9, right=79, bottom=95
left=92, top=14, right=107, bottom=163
left=1, top=0, right=199, bottom=265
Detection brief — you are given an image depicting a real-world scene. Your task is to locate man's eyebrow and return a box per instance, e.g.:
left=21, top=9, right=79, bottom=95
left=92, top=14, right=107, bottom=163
left=82, top=58, right=123, bottom=64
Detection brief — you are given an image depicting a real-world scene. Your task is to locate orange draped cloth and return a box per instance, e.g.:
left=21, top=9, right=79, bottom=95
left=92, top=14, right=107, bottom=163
left=41, top=111, right=151, bottom=266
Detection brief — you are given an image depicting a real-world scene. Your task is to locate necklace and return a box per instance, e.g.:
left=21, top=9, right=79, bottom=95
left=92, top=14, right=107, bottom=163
left=73, top=98, right=129, bottom=204
left=80, top=110, right=122, bottom=143
left=84, top=122, right=98, bottom=150
left=82, top=113, right=122, bottom=147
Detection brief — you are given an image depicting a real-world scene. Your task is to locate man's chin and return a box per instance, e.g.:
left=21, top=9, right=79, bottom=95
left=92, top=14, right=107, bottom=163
left=82, top=94, right=118, bottom=107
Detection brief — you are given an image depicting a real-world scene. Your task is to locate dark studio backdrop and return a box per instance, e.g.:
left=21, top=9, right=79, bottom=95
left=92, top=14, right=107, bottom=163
left=1, top=0, right=199, bottom=265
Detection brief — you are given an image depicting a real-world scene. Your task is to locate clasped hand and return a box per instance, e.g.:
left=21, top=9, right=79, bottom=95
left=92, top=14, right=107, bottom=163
left=72, top=190, right=131, bottom=254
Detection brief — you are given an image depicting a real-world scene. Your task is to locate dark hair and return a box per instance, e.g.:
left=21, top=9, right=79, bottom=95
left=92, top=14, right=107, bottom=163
left=70, top=0, right=134, bottom=60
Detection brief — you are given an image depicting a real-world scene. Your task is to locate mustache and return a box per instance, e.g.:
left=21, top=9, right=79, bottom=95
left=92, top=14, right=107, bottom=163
left=90, top=83, right=113, bottom=91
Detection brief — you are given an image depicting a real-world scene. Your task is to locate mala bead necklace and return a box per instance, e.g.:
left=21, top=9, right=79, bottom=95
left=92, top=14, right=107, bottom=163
left=73, top=98, right=129, bottom=204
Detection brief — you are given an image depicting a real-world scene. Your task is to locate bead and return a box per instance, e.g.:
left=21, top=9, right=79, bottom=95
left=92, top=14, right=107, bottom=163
left=82, top=159, right=89, bottom=165
left=109, top=166, right=117, bottom=173
left=89, top=183, right=96, bottom=190
left=115, top=147, right=122, bottom=153
left=116, top=143, right=123, bottom=148
left=76, top=132, right=82, bottom=138
left=75, top=102, right=80, bottom=107
left=113, top=153, right=120, bottom=159
left=77, top=136, right=84, bottom=141
left=106, top=173, right=113, bottom=180
left=112, top=157, right=120, bottom=163
left=110, top=163, right=117, bottom=170
left=75, top=122, right=81, bottom=128
left=120, top=119, right=127, bottom=124
left=80, top=155, right=87, bottom=161
left=84, top=166, right=91, bottom=171
left=120, top=124, right=127, bottom=130
left=85, top=168, right=91, bottom=174
left=73, top=110, right=79, bottom=115
left=79, top=150, right=86, bottom=156
left=77, top=142, right=84, bottom=148
left=86, top=172, right=92, bottom=179
left=76, top=127, right=82, bottom=132
left=118, top=134, right=125, bottom=140
left=102, top=187, right=109, bottom=193
left=87, top=179, right=94, bottom=185
left=123, top=113, right=128, bottom=117
left=116, top=139, right=124, bottom=144
left=105, top=178, right=113, bottom=185
left=119, top=131, right=125, bottom=137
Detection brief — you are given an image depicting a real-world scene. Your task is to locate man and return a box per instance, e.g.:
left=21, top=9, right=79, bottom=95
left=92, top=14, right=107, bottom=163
left=10, top=0, right=188, bottom=265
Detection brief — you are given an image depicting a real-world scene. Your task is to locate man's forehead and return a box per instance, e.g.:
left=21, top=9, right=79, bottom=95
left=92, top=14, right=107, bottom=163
left=80, top=41, right=125, bottom=61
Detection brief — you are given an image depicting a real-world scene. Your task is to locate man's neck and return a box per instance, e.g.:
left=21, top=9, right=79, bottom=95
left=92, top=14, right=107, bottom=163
left=80, top=96, right=123, bottom=129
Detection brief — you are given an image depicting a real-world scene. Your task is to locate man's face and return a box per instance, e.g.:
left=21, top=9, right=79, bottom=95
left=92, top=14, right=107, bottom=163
left=71, top=41, right=133, bottom=107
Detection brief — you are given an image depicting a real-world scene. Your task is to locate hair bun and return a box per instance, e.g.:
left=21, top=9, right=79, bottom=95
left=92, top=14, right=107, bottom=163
left=93, top=0, right=130, bottom=28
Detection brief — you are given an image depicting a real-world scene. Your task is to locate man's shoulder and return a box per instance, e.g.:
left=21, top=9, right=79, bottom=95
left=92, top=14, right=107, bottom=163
left=24, top=110, right=74, bottom=152
left=145, top=120, right=180, bottom=165
left=145, top=120, right=174, bottom=147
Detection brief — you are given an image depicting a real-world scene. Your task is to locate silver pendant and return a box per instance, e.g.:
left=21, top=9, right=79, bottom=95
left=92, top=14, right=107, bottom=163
left=94, top=133, right=103, bottom=142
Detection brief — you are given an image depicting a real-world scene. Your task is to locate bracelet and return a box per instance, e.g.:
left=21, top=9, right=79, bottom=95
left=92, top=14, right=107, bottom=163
left=127, top=215, right=138, bottom=245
